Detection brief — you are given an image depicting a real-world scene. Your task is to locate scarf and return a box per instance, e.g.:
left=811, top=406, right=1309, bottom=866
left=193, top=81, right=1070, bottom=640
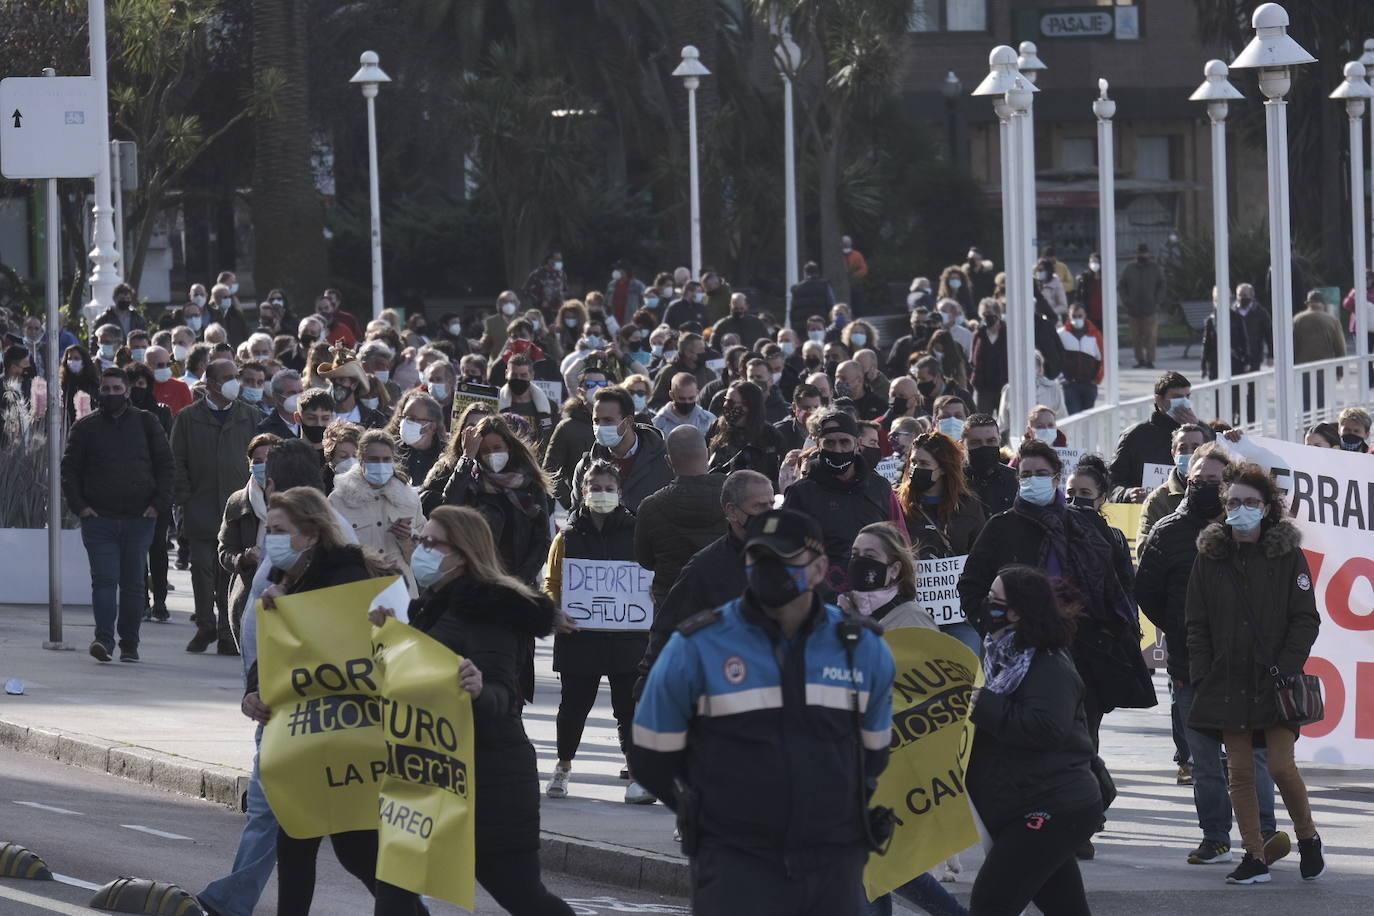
left=247, top=477, right=267, bottom=521
left=843, top=586, right=900, bottom=618
left=1011, top=493, right=1133, bottom=624
left=982, top=627, right=1035, bottom=695
left=476, top=465, right=545, bottom=519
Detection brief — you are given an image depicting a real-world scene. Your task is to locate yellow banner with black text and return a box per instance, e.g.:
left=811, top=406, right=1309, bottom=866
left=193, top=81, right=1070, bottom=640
left=257, top=577, right=476, bottom=910
left=863, top=627, right=980, bottom=902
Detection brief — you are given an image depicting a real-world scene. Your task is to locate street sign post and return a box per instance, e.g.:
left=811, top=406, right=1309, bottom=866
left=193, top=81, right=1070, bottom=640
left=0, top=76, right=103, bottom=179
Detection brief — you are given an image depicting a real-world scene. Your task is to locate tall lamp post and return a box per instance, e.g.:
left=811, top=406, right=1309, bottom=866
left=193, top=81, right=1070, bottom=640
left=1017, top=40, right=1046, bottom=265
left=1190, top=60, right=1244, bottom=422
left=1331, top=61, right=1374, bottom=406
left=772, top=26, right=802, bottom=329
left=86, top=0, right=122, bottom=325
left=673, top=46, right=711, bottom=280
left=941, top=71, right=962, bottom=160
left=1363, top=39, right=1374, bottom=267
left=350, top=51, right=391, bottom=321
left=1229, top=2, right=1314, bottom=441
left=974, top=47, right=1039, bottom=437
left=1093, top=79, right=1119, bottom=407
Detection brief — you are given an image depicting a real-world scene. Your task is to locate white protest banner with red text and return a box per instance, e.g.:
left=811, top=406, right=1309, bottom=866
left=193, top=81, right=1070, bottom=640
left=1222, top=435, right=1374, bottom=764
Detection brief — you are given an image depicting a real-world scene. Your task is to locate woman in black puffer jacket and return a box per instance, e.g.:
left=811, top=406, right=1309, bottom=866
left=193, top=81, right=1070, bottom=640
left=372, top=505, right=572, bottom=916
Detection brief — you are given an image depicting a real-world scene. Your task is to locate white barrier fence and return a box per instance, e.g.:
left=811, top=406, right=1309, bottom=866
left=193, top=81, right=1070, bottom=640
left=1059, top=353, right=1374, bottom=455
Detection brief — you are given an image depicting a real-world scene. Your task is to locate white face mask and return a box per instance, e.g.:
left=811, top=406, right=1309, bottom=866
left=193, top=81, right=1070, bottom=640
left=191, top=294, right=207, bottom=307
left=360, top=396, right=379, bottom=410
left=1089, top=261, right=1101, bottom=272
left=483, top=451, right=510, bottom=473
left=173, top=343, right=189, bottom=361
left=219, top=378, right=242, bottom=401
left=586, top=491, right=620, bottom=514
left=553, top=261, right=564, bottom=271
left=67, top=359, right=84, bottom=374
left=501, top=301, right=517, bottom=316
left=334, top=456, right=358, bottom=475
left=400, top=418, right=426, bottom=445
left=229, top=282, right=239, bottom=294
left=375, top=370, right=390, bottom=384
left=153, top=367, right=172, bottom=383
left=1032, top=426, right=1057, bottom=443
left=448, top=322, right=463, bottom=335
left=282, top=394, right=300, bottom=415
left=611, top=270, right=623, bottom=280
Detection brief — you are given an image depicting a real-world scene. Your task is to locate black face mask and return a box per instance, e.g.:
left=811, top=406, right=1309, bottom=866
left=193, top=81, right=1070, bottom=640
left=331, top=384, right=354, bottom=407
left=968, top=444, right=1001, bottom=476
left=673, top=400, right=694, bottom=416
left=1070, top=495, right=1096, bottom=510
left=300, top=333, right=318, bottom=348
left=861, top=446, right=882, bottom=469
left=804, top=356, right=821, bottom=370
left=301, top=424, right=326, bottom=444
left=130, top=387, right=155, bottom=409
left=98, top=393, right=128, bottom=415
left=968, top=597, right=1010, bottom=635
left=891, top=396, right=910, bottom=415
left=910, top=467, right=936, bottom=493
left=724, top=405, right=747, bottom=425
left=820, top=450, right=856, bottom=475
left=917, top=380, right=937, bottom=399
left=747, top=554, right=809, bottom=608
left=846, top=555, right=890, bottom=592
left=507, top=377, right=531, bottom=396
left=1186, top=482, right=1222, bottom=518
left=1340, top=433, right=1368, bottom=453
left=116, top=298, right=132, bottom=310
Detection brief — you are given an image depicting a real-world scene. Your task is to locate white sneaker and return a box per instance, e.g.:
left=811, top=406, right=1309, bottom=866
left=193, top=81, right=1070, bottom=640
left=624, top=781, right=656, bottom=805
left=546, top=765, right=570, bottom=798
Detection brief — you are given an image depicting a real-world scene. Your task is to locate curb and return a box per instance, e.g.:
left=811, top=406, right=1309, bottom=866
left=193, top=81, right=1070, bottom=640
left=0, top=717, right=689, bottom=895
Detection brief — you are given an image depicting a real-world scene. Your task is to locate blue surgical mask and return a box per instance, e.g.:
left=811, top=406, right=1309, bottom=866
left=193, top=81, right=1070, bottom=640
left=265, top=533, right=303, bottom=570
left=1071, top=317, right=1085, bottom=330
left=652, top=344, right=664, bottom=356
left=850, top=332, right=868, bottom=347
left=1225, top=505, right=1264, bottom=533
left=1169, top=396, right=1192, bottom=415
left=241, top=385, right=264, bottom=403
left=363, top=461, right=394, bottom=486
left=595, top=422, right=625, bottom=448
left=808, top=330, right=824, bottom=342
left=632, top=394, right=648, bottom=413
left=781, top=341, right=795, bottom=357
left=693, top=292, right=706, bottom=304
left=411, top=544, right=448, bottom=588
left=645, top=297, right=660, bottom=309
left=250, top=463, right=267, bottom=488
left=99, top=343, right=117, bottom=360
left=584, top=335, right=603, bottom=348
left=1018, top=476, right=1057, bottom=506
left=1176, top=453, right=1192, bottom=477
left=187, top=316, right=203, bottom=331
left=131, top=348, right=147, bottom=362
left=938, top=417, right=965, bottom=440
left=429, top=382, right=449, bottom=401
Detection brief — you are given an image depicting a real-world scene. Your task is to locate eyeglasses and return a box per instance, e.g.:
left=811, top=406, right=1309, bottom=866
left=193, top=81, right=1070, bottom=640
left=1224, top=498, right=1264, bottom=511
left=583, top=380, right=610, bottom=390
left=411, top=534, right=454, bottom=552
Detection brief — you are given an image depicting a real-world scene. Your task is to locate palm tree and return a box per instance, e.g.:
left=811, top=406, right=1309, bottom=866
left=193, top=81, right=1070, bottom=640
left=251, top=0, right=325, bottom=311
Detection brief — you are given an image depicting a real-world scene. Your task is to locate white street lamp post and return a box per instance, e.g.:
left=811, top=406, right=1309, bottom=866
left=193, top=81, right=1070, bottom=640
left=1093, top=79, right=1119, bottom=407
left=772, top=27, right=802, bottom=329
left=1008, top=75, right=1039, bottom=437
left=1190, top=60, right=1244, bottom=422
left=673, top=46, right=711, bottom=280
left=350, top=51, right=391, bottom=321
left=86, top=0, right=122, bottom=324
left=973, top=47, right=1037, bottom=436
left=1229, top=2, right=1315, bottom=441
left=1332, top=61, right=1374, bottom=406
left=1363, top=39, right=1374, bottom=267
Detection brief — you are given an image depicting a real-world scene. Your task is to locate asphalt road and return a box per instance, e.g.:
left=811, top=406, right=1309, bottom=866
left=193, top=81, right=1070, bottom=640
left=0, top=748, right=689, bottom=915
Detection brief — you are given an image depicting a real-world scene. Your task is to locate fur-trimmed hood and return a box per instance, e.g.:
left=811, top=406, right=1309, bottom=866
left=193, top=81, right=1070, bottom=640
left=329, top=463, right=421, bottom=514
left=1196, top=518, right=1302, bottom=560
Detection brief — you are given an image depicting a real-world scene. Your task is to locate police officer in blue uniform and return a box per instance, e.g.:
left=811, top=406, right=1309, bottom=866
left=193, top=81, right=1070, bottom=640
left=630, top=508, right=896, bottom=915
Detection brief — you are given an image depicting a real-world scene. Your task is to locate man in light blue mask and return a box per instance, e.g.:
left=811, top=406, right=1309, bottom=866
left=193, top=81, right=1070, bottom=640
left=1109, top=370, right=1197, bottom=504
left=1136, top=423, right=1210, bottom=559
left=572, top=385, right=672, bottom=512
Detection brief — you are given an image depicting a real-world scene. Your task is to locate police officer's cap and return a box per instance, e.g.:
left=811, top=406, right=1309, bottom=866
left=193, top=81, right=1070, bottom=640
left=744, top=509, right=825, bottom=562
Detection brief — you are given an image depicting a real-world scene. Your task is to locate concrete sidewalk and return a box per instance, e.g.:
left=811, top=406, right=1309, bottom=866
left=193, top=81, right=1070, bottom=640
left=6, top=569, right=1374, bottom=910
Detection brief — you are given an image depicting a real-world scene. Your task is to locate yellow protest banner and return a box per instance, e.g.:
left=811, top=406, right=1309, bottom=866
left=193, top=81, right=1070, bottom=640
left=372, top=617, right=476, bottom=912
left=1101, top=503, right=1167, bottom=667
left=863, top=627, right=979, bottom=902
left=258, top=576, right=396, bottom=839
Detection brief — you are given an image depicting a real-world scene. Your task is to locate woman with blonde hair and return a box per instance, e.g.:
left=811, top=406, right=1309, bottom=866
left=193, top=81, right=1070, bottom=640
left=369, top=505, right=571, bottom=915
left=842, top=317, right=880, bottom=353
left=841, top=523, right=934, bottom=630
left=420, top=414, right=552, bottom=587
left=327, top=429, right=422, bottom=595
left=247, top=486, right=381, bottom=913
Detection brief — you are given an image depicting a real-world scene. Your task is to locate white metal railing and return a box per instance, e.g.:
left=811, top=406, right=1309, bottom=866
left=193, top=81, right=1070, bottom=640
left=1058, top=353, right=1374, bottom=456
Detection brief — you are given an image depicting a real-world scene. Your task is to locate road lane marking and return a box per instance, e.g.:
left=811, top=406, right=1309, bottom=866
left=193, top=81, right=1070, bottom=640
left=51, top=873, right=102, bottom=891
left=12, top=801, right=82, bottom=815
left=119, top=825, right=192, bottom=840
left=0, top=883, right=94, bottom=914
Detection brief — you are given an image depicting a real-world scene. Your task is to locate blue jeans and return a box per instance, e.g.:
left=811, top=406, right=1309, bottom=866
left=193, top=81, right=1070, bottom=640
left=862, top=872, right=968, bottom=916
left=941, top=622, right=983, bottom=660
left=198, top=725, right=279, bottom=916
left=1175, top=685, right=1276, bottom=844
left=1061, top=380, right=1098, bottom=415
left=80, top=515, right=155, bottom=647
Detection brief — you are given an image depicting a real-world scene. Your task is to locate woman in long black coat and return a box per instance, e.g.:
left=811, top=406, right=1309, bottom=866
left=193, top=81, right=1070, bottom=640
left=372, top=505, right=572, bottom=916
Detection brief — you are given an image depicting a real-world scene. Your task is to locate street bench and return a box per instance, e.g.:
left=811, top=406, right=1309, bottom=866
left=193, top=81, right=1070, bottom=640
left=1177, top=299, right=1212, bottom=359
